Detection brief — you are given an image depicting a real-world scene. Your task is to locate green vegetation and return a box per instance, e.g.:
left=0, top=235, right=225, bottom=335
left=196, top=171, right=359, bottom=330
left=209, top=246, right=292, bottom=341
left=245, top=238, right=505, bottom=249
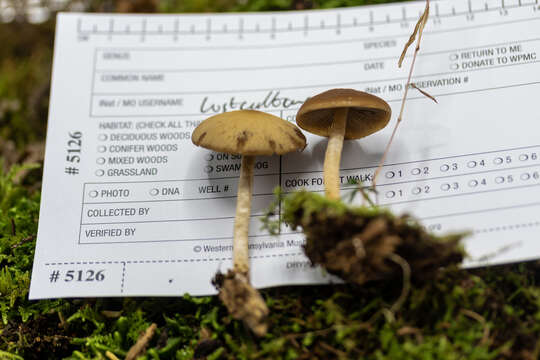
left=1, top=0, right=540, bottom=358
left=2, top=167, right=540, bottom=358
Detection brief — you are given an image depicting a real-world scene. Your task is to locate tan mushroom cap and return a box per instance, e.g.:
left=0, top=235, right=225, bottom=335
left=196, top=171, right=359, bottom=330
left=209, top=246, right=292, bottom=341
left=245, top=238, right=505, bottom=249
left=192, top=110, right=306, bottom=156
left=296, top=89, right=392, bottom=140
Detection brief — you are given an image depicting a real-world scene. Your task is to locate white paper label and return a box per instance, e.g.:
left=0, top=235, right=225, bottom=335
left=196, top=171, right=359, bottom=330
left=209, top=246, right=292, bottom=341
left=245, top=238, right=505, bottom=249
left=30, top=0, right=540, bottom=298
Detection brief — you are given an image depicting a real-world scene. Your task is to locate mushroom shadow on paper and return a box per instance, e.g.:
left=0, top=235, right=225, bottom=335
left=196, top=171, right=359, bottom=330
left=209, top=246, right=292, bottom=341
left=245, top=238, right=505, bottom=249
left=282, top=137, right=326, bottom=174
left=311, top=137, right=391, bottom=174
left=338, top=140, right=384, bottom=170
left=283, top=136, right=382, bottom=175
left=281, top=133, right=386, bottom=176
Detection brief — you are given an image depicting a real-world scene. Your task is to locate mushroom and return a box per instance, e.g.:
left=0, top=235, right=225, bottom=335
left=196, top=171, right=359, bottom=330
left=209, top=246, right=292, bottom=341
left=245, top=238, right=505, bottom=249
left=296, top=88, right=391, bottom=200
left=192, top=109, right=306, bottom=336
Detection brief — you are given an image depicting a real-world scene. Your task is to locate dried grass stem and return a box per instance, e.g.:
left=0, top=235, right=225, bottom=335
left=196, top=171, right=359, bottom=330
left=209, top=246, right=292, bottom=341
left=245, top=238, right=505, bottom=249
left=373, top=0, right=430, bottom=189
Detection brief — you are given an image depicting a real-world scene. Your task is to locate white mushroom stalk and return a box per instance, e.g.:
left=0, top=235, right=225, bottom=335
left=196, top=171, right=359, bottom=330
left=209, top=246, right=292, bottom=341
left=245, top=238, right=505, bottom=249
left=233, top=155, right=255, bottom=278
left=324, top=108, right=348, bottom=200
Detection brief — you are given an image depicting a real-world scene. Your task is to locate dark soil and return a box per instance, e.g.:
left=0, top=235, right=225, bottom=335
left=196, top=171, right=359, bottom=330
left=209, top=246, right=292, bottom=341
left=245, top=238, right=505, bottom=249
left=213, top=270, right=269, bottom=337
left=282, top=190, right=465, bottom=285
left=2, top=315, right=77, bottom=359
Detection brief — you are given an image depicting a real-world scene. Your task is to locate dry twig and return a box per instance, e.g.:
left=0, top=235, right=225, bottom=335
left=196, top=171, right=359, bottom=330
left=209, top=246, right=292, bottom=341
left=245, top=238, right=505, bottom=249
left=100, top=310, right=123, bottom=319
left=397, top=326, right=424, bottom=343
left=387, top=253, right=411, bottom=315
left=372, top=0, right=430, bottom=189
left=11, top=218, right=16, bottom=236
left=460, top=309, right=490, bottom=345
left=10, top=235, right=34, bottom=250
left=410, top=83, right=438, bottom=103
left=125, top=323, right=157, bottom=360
left=105, top=351, right=120, bottom=360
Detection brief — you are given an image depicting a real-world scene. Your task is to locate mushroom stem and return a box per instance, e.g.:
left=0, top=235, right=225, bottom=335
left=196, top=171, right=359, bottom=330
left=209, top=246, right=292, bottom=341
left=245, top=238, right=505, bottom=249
left=233, top=155, right=255, bottom=278
left=324, top=107, right=348, bottom=200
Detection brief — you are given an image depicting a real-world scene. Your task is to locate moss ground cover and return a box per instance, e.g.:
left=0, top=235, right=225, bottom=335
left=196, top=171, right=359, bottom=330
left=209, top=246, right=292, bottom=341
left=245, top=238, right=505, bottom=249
left=1, top=0, right=540, bottom=358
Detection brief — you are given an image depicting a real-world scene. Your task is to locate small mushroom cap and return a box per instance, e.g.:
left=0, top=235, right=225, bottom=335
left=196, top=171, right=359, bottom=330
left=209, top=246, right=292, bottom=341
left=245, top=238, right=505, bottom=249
left=296, top=88, right=391, bottom=140
left=192, top=110, right=306, bottom=156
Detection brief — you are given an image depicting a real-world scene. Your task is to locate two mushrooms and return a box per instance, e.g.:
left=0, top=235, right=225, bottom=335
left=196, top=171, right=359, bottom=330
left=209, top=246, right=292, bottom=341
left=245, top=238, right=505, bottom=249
left=191, top=88, right=391, bottom=336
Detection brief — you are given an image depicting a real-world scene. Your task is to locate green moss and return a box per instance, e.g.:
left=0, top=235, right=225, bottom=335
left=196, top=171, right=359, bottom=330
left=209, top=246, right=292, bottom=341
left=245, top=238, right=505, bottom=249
left=0, top=161, right=41, bottom=324
left=261, top=187, right=389, bottom=236
left=282, top=189, right=387, bottom=224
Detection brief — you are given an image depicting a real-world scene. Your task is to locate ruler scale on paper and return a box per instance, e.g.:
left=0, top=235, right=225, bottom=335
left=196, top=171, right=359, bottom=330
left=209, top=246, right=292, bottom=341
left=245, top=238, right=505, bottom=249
left=75, top=1, right=539, bottom=40
left=30, top=0, right=540, bottom=299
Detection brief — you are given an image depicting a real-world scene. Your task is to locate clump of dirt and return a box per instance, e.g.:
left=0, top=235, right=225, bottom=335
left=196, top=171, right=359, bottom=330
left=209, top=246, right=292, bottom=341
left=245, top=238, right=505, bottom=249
left=212, top=270, right=269, bottom=337
left=282, top=191, right=466, bottom=284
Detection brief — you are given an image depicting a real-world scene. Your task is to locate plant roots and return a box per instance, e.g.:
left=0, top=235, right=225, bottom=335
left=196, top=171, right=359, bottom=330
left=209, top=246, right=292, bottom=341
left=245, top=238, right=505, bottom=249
left=212, top=270, right=269, bottom=337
